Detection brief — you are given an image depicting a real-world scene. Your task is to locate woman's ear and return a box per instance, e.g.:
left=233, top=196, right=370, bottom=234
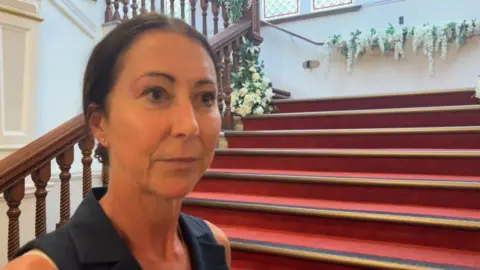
left=87, top=104, right=108, bottom=147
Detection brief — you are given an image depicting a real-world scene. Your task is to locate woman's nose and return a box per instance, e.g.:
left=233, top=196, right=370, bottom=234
left=170, top=99, right=200, bottom=139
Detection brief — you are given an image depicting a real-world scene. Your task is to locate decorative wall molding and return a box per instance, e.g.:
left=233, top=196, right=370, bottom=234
left=50, top=0, right=98, bottom=39
left=0, top=0, right=42, bottom=21
left=0, top=143, right=25, bottom=150
left=0, top=21, right=38, bottom=149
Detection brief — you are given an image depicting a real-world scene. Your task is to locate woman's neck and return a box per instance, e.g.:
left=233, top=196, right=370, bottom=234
left=99, top=175, right=184, bottom=260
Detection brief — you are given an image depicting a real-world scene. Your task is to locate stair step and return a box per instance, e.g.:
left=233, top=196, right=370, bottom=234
left=184, top=197, right=480, bottom=229
left=272, top=87, right=476, bottom=113
left=212, top=148, right=480, bottom=176
left=272, top=94, right=290, bottom=100
left=231, top=238, right=478, bottom=270
left=272, top=88, right=292, bottom=97
left=189, top=192, right=480, bottom=220
left=232, top=243, right=359, bottom=270
left=224, top=126, right=480, bottom=149
left=240, top=105, right=480, bottom=130
left=200, top=169, right=480, bottom=211
left=207, top=168, right=480, bottom=182
left=182, top=199, right=480, bottom=267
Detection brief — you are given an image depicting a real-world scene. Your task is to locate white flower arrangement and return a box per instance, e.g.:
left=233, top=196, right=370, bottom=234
left=230, top=37, right=275, bottom=117
left=326, top=19, right=480, bottom=75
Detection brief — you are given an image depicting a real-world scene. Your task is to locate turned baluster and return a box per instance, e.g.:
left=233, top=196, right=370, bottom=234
left=222, top=45, right=233, bottom=129
left=251, top=0, right=260, bottom=35
left=169, top=0, right=175, bottom=16
left=200, top=0, right=208, bottom=35
left=232, top=38, right=240, bottom=72
left=189, top=0, right=197, bottom=28
left=212, top=2, right=219, bottom=34
left=221, top=4, right=229, bottom=29
left=122, top=0, right=129, bottom=20
left=4, top=179, right=25, bottom=261
left=160, top=0, right=165, bottom=13
left=150, top=0, right=156, bottom=12
left=79, top=135, right=95, bottom=198
left=105, top=0, right=113, bottom=22
left=180, top=0, right=186, bottom=20
left=31, top=162, right=51, bottom=237
left=113, top=0, right=121, bottom=20
left=102, top=164, right=110, bottom=187
left=131, top=0, right=138, bottom=17
left=139, top=0, right=146, bottom=14
left=56, top=147, right=74, bottom=228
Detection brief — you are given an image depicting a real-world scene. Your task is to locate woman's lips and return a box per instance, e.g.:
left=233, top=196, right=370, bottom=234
left=156, top=157, right=199, bottom=168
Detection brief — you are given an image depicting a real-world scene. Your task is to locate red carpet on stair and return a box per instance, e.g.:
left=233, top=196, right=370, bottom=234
left=225, top=128, right=480, bottom=149
left=273, top=89, right=476, bottom=113
left=199, top=170, right=480, bottom=210
left=192, top=90, right=480, bottom=269
left=242, top=107, right=480, bottom=130
left=212, top=149, right=480, bottom=176
left=220, top=226, right=480, bottom=268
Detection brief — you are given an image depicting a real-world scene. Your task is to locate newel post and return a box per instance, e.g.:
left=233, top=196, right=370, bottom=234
left=246, top=0, right=263, bottom=45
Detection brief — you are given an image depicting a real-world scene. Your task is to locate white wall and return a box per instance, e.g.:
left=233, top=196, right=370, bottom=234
left=259, top=0, right=480, bottom=98
left=35, top=0, right=106, bottom=174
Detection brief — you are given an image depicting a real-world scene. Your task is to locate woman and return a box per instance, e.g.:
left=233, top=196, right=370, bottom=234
left=5, top=13, right=230, bottom=270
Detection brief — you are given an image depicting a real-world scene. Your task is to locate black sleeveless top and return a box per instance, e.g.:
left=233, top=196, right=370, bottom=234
left=14, top=188, right=228, bottom=270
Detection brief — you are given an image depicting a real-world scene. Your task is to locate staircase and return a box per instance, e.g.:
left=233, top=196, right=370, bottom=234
left=183, top=87, right=480, bottom=269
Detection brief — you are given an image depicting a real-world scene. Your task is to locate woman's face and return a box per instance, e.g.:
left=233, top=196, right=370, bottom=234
left=97, top=30, right=220, bottom=199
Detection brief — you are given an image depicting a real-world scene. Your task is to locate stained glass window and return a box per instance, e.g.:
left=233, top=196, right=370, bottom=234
left=313, top=0, right=353, bottom=11
left=263, top=0, right=299, bottom=19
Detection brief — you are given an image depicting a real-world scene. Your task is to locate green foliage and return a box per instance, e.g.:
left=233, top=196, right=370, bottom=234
left=215, top=0, right=251, bottom=23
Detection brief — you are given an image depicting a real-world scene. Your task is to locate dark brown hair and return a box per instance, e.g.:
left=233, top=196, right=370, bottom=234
left=82, top=13, right=218, bottom=165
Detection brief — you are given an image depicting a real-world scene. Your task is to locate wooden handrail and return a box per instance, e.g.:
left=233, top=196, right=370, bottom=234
left=210, top=18, right=252, bottom=52
left=260, top=20, right=324, bottom=46
left=0, top=115, right=87, bottom=192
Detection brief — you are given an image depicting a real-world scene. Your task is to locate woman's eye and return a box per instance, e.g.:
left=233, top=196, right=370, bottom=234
left=144, top=87, right=166, bottom=101
left=200, top=92, right=216, bottom=107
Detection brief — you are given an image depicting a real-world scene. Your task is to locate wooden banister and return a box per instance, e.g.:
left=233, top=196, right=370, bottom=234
left=0, top=115, right=87, bottom=192
left=210, top=19, right=251, bottom=52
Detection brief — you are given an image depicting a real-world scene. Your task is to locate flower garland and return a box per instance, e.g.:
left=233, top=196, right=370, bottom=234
left=230, top=37, right=275, bottom=117
left=215, top=0, right=252, bottom=23
left=326, top=19, right=480, bottom=75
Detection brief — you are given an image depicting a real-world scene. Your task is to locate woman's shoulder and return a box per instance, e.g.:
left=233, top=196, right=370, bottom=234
left=180, top=213, right=229, bottom=243
left=180, top=213, right=231, bottom=267
left=3, top=250, right=57, bottom=270
left=4, top=227, right=79, bottom=270
left=203, top=220, right=230, bottom=248
left=203, top=219, right=231, bottom=267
